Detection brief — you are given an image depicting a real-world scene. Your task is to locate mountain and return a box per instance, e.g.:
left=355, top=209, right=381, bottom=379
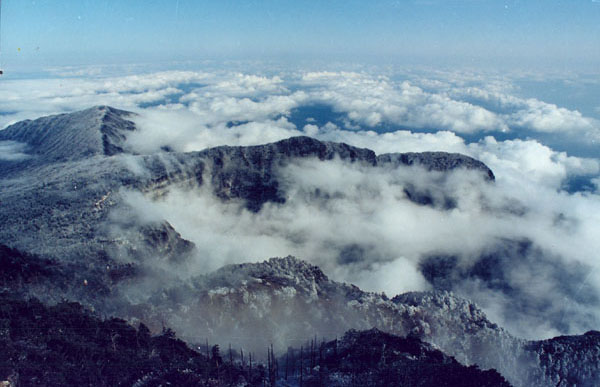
left=0, top=292, right=511, bottom=386
left=0, top=106, right=493, bottom=266
left=132, top=256, right=522, bottom=378
left=526, top=331, right=600, bottom=387
left=1, top=106, right=599, bottom=386
left=128, top=255, right=600, bottom=387
left=3, top=245, right=599, bottom=386
left=0, top=292, right=249, bottom=386
left=0, top=106, right=136, bottom=165
left=288, top=328, right=511, bottom=387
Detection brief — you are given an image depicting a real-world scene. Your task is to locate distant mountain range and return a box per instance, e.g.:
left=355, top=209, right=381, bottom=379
left=0, top=106, right=598, bottom=386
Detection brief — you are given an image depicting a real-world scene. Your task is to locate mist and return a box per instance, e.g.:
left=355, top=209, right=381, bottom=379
left=116, top=143, right=600, bottom=340
left=0, top=141, right=30, bottom=161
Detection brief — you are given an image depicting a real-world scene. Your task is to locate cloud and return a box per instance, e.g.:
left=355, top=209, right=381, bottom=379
left=0, top=71, right=212, bottom=129
left=127, top=109, right=303, bottom=154
left=510, top=99, right=597, bottom=134
left=119, top=138, right=600, bottom=340
left=0, top=141, right=30, bottom=161
left=3, top=68, right=598, bottom=145
left=469, top=137, right=600, bottom=189
left=445, top=82, right=600, bottom=138
left=299, top=71, right=508, bottom=133
left=3, top=67, right=600, bottom=341
left=209, top=73, right=287, bottom=96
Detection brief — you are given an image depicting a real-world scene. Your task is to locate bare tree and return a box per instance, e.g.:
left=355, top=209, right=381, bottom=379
left=300, top=345, right=303, bottom=387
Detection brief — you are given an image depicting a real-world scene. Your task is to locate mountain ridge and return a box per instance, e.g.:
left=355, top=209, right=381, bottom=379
left=0, top=106, right=494, bottom=178
left=0, top=106, right=136, bottom=164
left=2, top=107, right=597, bottom=386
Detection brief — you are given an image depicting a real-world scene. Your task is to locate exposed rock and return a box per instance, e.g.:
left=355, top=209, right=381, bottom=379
left=377, top=151, right=495, bottom=181
left=0, top=107, right=494, bottom=263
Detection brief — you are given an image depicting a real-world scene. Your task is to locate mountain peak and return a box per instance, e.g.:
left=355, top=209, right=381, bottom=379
left=206, top=255, right=330, bottom=290
left=0, top=106, right=137, bottom=163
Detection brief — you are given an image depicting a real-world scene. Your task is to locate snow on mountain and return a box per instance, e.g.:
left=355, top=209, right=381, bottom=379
left=0, top=106, right=136, bottom=164
left=1, top=107, right=599, bottom=386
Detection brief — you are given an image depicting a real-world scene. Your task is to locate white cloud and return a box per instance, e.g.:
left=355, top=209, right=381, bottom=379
left=469, top=137, right=600, bottom=189
left=0, top=71, right=212, bottom=128
left=446, top=83, right=600, bottom=138
left=127, top=108, right=303, bottom=153
left=209, top=73, right=286, bottom=96
left=0, top=141, right=30, bottom=161
left=3, top=68, right=598, bottom=143
left=510, top=99, right=597, bottom=134
left=300, top=72, right=508, bottom=133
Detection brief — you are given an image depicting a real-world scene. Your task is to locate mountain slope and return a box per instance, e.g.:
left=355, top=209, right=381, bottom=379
left=0, top=293, right=249, bottom=386
left=293, top=328, right=511, bottom=387
left=0, top=106, right=136, bottom=164
left=526, top=331, right=600, bottom=387
left=0, top=292, right=513, bottom=387
left=0, top=107, right=494, bottom=264
left=127, top=256, right=526, bottom=385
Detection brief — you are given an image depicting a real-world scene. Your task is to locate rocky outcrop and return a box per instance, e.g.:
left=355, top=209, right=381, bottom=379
left=377, top=151, right=495, bottom=180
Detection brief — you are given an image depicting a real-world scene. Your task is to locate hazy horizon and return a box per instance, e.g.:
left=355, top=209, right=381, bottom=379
left=1, top=0, right=599, bottom=72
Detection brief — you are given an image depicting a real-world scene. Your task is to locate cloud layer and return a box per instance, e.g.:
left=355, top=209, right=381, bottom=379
left=2, top=68, right=599, bottom=145
left=123, top=142, right=599, bottom=339
left=3, top=67, right=600, bottom=341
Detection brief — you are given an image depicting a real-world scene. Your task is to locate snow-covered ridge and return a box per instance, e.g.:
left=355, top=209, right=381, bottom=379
left=0, top=106, right=136, bottom=163
left=129, top=255, right=597, bottom=386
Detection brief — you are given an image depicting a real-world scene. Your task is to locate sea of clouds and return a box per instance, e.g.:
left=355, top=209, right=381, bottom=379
left=2, top=66, right=600, bottom=339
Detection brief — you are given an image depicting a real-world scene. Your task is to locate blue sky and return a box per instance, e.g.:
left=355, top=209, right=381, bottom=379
left=1, top=0, right=599, bottom=70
